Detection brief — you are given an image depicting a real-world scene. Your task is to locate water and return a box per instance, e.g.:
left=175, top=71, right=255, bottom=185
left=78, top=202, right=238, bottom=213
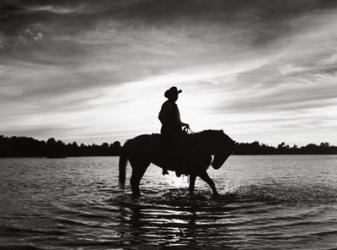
left=0, top=155, right=337, bottom=250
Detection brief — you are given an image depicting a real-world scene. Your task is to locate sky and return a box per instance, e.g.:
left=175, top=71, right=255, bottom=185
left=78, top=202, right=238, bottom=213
left=1, top=0, right=337, bottom=146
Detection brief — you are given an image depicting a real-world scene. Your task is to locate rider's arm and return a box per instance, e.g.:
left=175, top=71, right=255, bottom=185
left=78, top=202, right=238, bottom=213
left=178, top=115, right=189, bottom=128
left=175, top=105, right=189, bottom=128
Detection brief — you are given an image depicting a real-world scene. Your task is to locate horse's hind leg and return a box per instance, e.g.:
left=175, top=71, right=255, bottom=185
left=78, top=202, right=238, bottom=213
left=130, top=161, right=149, bottom=197
left=199, top=171, right=219, bottom=197
left=189, top=174, right=196, bottom=197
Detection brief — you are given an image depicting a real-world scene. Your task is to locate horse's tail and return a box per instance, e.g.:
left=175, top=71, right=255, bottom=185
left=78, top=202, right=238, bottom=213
left=118, top=144, right=128, bottom=188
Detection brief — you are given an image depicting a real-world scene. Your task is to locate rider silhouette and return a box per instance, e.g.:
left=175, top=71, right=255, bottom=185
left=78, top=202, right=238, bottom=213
left=158, top=86, right=189, bottom=175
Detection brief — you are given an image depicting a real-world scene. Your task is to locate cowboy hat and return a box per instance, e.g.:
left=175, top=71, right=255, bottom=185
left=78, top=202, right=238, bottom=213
left=164, top=86, right=182, bottom=98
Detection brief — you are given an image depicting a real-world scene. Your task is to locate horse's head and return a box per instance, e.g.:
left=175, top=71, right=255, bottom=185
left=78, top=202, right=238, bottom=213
left=211, top=130, right=236, bottom=169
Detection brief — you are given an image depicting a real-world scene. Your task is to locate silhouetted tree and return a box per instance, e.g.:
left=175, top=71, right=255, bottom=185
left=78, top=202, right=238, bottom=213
left=234, top=141, right=337, bottom=155
left=0, top=135, right=121, bottom=157
left=1, top=135, right=337, bottom=157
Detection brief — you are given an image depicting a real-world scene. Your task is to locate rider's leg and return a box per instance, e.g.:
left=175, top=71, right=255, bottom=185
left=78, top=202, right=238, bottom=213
left=189, top=174, right=196, bottom=196
left=160, top=128, right=171, bottom=175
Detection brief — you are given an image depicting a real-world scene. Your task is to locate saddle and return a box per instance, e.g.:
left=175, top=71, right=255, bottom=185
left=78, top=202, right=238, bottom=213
left=150, top=132, right=191, bottom=175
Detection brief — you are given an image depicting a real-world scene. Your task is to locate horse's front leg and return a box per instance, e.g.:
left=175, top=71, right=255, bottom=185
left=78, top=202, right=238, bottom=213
left=189, top=174, right=196, bottom=197
left=199, top=171, right=219, bottom=197
left=130, top=162, right=148, bottom=197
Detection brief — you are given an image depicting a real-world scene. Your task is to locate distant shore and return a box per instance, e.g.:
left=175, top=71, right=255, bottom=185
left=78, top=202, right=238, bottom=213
left=1, top=135, right=337, bottom=157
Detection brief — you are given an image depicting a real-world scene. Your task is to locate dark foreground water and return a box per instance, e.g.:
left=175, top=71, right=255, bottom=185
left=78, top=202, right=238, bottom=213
left=0, top=155, right=337, bottom=250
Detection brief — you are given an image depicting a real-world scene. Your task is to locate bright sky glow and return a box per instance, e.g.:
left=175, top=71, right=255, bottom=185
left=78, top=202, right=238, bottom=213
left=1, top=0, right=337, bottom=146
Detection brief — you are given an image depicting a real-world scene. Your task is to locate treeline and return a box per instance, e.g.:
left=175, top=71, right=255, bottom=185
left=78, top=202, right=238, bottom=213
left=0, top=135, right=120, bottom=157
left=235, top=141, right=337, bottom=155
left=0, top=135, right=337, bottom=157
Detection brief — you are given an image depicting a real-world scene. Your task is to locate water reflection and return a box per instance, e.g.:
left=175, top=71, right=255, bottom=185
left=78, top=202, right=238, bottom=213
left=1, top=156, right=337, bottom=249
left=114, top=193, right=238, bottom=249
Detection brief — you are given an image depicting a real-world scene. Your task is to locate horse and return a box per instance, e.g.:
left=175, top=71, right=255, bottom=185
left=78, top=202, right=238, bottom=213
left=116, top=130, right=236, bottom=197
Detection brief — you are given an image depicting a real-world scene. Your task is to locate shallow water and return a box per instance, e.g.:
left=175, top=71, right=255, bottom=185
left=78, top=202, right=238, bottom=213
left=0, top=155, right=337, bottom=249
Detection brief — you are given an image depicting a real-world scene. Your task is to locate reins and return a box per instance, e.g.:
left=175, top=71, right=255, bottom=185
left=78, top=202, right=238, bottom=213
left=183, top=126, right=194, bottom=134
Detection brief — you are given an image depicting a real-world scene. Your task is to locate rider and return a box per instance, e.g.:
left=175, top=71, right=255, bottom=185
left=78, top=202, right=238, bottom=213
left=158, top=86, right=189, bottom=176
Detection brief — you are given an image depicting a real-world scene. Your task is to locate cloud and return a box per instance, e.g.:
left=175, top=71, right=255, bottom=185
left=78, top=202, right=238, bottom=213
left=1, top=0, right=337, bottom=145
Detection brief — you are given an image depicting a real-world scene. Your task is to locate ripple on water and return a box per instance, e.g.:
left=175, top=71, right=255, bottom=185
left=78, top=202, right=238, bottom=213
left=1, top=156, right=337, bottom=249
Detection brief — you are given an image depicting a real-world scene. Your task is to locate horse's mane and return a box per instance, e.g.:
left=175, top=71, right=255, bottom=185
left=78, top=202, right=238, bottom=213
left=189, top=129, right=225, bottom=141
left=186, top=130, right=218, bottom=147
left=148, top=129, right=223, bottom=138
left=188, top=129, right=235, bottom=148
left=190, top=129, right=223, bottom=137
